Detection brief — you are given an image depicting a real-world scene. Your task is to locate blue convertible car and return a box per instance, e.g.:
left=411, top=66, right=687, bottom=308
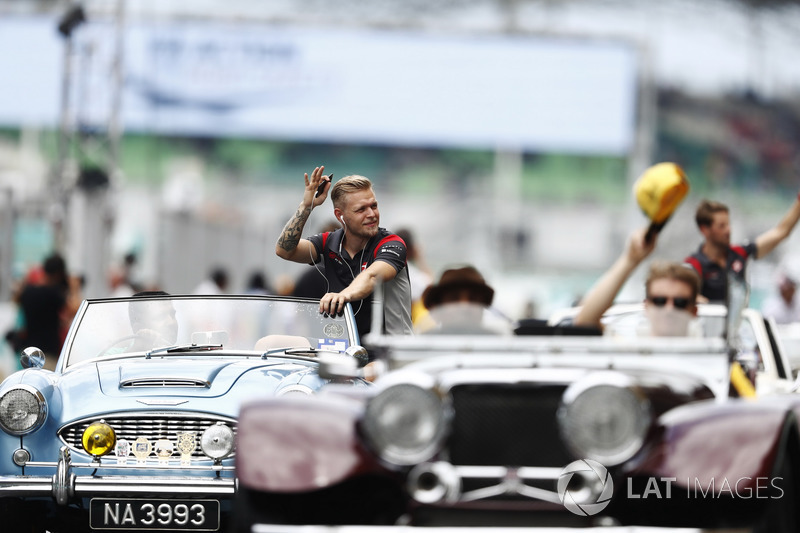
left=0, top=293, right=367, bottom=533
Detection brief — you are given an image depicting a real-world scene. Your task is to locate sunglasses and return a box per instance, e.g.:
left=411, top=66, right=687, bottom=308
left=648, top=296, right=692, bottom=310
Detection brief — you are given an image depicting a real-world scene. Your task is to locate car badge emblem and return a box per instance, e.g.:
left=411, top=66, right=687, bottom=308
left=323, top=323, right=345, bottom=338
left=155, top=439, right=173, bottom=465
left=176, top=432, right=196, bottom=465
left=114, top=439, right=130, bottom=465
left=133, top=437, right=152, bottom=464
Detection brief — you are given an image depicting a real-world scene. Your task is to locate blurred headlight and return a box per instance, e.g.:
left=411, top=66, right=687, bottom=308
left=82, top=421, right=117, bottom=457
left=200, top=422, right=234, bottom=460
left=362, top=383, right=448, bottom=466
left=558, top=374, right=651, bottom=466
left=0, top=385, right=47, bottom=436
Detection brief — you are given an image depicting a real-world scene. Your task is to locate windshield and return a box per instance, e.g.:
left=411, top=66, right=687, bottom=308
left=63, top=296, right=356, bottom=368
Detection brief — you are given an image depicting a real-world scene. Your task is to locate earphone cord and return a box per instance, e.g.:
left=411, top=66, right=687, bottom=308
left=306, top=204, right=366, bottom=317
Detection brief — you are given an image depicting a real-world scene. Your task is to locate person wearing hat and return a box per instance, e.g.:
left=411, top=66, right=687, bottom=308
left=416, top=265, right=512, bottom=335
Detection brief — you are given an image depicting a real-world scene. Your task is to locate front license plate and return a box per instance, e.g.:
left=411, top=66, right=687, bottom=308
left=89, top=498, right=220, bottom=531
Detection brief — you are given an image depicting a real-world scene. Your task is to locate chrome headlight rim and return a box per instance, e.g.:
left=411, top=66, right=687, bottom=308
left=558, top=372, right=652, bottom=466
left=361, top=377, right=450, bottom=467
left=200, top=421, right=235, bottom=460
left=0, top=385, right=47, bottom=436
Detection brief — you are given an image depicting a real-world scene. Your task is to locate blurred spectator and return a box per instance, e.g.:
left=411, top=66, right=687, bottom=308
left=395, top=227, right=433, bottom=324
left=762, top=273, right=800, bottom=324
left=193, top=266, right=229, bottom=294
left=274, top=275, right=296, bottom=297
left=415, top=265, right=512, bottom=335
left=109, top=253, right=140, bottom=297
left=245, top=271, right=273, bottom=295
left=6, top=253, right=79, bottom=369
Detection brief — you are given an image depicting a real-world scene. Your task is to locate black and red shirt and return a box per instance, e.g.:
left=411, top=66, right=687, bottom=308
left=684, top=242, right=757, bottom=302
left=308, top=227, right=413, bottom=337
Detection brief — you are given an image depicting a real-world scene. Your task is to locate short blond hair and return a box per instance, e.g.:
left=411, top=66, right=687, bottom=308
left=645, top=261, right=701, bottom=301
left=330, top=175, right=372, bottom=210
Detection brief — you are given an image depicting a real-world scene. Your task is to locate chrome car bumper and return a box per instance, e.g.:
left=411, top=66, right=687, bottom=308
left=0, top=446, right=236, bottom=505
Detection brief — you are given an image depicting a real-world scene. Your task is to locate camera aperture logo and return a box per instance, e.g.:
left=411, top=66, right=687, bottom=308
left=558, top=459, right=614, bottom=516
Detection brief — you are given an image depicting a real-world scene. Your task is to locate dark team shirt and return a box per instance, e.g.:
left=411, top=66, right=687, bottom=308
left=684, top=242, right=757, bottom=302
left=308, top=227, right=413, bottom=337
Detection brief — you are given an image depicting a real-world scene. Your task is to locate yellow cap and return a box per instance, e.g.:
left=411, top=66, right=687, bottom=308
left=634, top=162, right=690, bottom=224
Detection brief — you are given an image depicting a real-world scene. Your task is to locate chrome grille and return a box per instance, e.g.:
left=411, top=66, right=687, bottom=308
left=58, top=413, right=237, bottom=459
left=448, top=383, right=572, bottom=467
left=120, top=379, right=210, bottom=388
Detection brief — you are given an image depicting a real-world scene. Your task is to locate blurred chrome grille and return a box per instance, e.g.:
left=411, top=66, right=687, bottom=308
left=58, top=413, right=237, bottom=458
left=448, top=383, right=571, bottom=467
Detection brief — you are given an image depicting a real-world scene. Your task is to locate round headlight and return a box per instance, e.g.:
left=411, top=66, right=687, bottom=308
left=0, top=385, right=47, bottom=436
left=558, top=376, right=651, bottom=466
left=200, top=422, right=235, bottom=460
left=82, top=421, right=117, bottom=457
left=362, top=383, right=448, bottom=466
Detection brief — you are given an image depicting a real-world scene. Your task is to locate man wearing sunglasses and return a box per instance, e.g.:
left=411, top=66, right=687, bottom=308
left=574, top=226, right=701, bottom=336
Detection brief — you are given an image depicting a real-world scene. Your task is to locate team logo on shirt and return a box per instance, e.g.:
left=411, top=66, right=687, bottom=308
left=380, top=244, right=403, bottom=258
left=732, top=259, right=743, bottom=273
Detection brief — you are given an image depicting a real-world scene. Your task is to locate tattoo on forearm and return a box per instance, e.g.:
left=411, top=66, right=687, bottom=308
left=277, top=206, right=311, bottom=251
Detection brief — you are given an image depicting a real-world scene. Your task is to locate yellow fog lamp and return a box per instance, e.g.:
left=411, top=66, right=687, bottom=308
left=82, top=421, right=117, bottom=457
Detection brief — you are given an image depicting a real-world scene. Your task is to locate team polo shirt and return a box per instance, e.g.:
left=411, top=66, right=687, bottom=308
left=308, top=227, right=413, bottom=338
left=684, top=242, right=757, bottom=302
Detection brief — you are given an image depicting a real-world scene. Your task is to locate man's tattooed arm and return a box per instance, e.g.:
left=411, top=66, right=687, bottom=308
left=277, top=204, right=312, bottom=253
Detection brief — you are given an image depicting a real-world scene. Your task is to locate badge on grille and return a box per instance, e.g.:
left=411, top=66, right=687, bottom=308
left=323, top=323, right=345, bottom=338
left=133, top=437, right=152, bottom=464
left=176, top=432, right=196, bottom=465
left=114, top=438, right=130, bottom=465
left=155, top=439, right=173, bottom=465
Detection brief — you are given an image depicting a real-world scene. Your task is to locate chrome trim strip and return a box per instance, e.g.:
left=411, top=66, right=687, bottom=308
left=0, top=445, right=236, bottom=504
left=23, top=461, right=235, bottom=472
left=0, top=475, right=237, bottom=499
left=454, top=465, right=562, bottom=479
left=121, top=378, right=210, bottom=388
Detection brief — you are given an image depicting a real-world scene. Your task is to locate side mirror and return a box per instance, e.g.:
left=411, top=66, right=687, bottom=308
left=20, top=347, right=46, bottom=369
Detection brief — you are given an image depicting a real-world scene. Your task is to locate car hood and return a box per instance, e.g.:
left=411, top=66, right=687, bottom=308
left=81, top=357, right=318, bottom=398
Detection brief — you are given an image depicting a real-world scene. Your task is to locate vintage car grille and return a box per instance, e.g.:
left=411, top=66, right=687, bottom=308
left=58, top=413, right=237, bottom=459
left=447, top=382, right=572, bottom=468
